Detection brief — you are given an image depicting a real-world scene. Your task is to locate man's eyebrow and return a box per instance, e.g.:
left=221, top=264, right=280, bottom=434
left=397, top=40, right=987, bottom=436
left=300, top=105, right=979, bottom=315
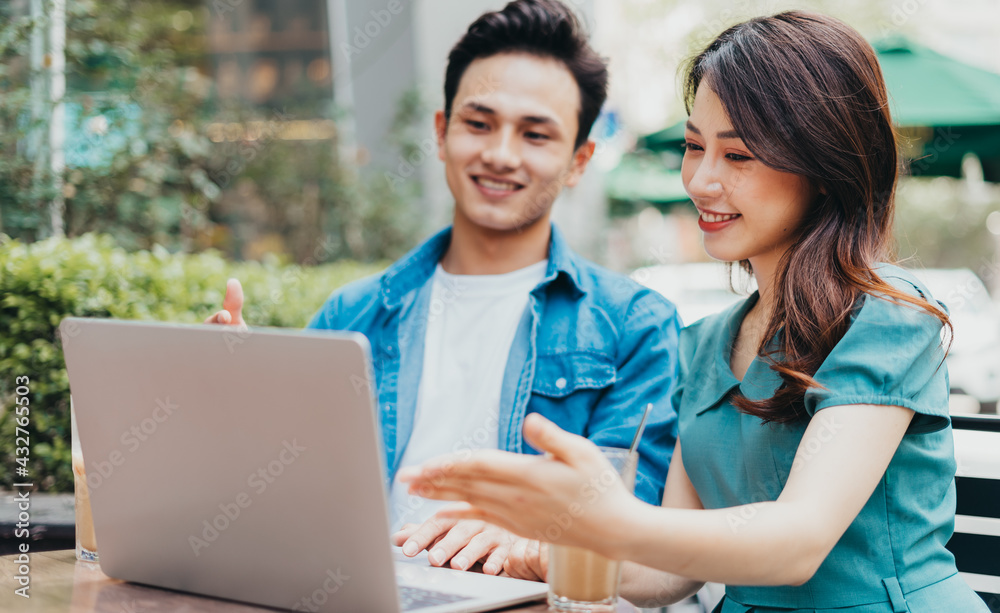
left=522, top=115, right=558, bottom=127
left=458, top=103, right=561, bottom=131
left=460, top=102, right=496, bottom=115
left=461, top=102, right=558, bottom=125
left=686, top=120, right=741, bottom=139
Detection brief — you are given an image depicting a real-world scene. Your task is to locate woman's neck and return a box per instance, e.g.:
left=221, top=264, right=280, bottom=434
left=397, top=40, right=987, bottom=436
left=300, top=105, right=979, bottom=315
left=748, top=253, right=781, bottom=315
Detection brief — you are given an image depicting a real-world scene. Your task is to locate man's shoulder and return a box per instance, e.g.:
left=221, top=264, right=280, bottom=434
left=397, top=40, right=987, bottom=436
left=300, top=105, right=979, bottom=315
left=317, top=227, right=448, bottom=313
left=569, top=256, right=680, bottom=324
left=332, top=271, right=386, bottom=303
left=309, top=271, right=386, bottom=329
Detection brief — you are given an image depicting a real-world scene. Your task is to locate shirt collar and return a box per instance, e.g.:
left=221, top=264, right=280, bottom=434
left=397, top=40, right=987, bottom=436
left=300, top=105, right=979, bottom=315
left=539, top=224, right=587, bottom=300
left=685, top=291, right=786, bottom=417
left=378, top=223, right=586, bottom=308
left=684, top=294, right=752, bottom=416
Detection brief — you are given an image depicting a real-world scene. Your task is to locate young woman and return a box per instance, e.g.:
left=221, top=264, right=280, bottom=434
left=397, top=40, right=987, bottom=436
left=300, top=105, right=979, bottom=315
left=398, top=10, right=990, bottom=612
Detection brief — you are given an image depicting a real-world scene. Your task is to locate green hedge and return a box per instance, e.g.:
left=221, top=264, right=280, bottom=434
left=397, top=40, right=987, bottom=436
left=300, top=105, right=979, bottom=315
left=0, top=233, right=384, bottom=492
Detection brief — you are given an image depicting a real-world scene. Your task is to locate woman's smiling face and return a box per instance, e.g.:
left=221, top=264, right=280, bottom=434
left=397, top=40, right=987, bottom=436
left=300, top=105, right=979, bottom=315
left=681, top=82, right=817, bottom=275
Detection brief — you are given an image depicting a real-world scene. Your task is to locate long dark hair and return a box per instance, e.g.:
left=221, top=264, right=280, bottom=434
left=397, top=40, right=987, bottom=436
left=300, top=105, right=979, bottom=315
left=682, top=11, right=950, bottom=423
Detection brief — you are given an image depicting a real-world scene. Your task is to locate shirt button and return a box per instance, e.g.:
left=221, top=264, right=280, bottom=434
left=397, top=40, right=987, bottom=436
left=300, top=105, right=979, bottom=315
left=555, top=377, right=567, bottom=390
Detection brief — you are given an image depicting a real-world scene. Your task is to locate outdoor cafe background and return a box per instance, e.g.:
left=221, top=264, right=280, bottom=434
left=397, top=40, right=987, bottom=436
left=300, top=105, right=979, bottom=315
left=1, top=0, right=999, bottom=497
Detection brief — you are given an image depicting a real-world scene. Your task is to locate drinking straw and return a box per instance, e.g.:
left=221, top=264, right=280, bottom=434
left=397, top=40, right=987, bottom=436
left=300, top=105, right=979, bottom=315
left=628, top=403, right=653, bottom=456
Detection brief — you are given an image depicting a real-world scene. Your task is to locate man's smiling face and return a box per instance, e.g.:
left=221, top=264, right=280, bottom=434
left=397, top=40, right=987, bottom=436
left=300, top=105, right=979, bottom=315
left=436, top=52, right=593, bottom=233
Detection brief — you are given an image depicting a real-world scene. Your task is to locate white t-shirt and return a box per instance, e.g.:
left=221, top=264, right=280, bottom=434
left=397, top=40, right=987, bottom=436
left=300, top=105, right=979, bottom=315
left=388, top=260, right=548, bottom=531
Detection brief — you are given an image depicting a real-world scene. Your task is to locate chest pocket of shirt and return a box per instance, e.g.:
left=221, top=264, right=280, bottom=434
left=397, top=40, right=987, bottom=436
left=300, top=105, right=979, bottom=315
left=532, top=352, right=617, bottom=398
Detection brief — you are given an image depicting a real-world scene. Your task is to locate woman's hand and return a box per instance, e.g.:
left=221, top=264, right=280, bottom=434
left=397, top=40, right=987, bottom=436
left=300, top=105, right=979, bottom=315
left=396, top=413, right=643, bottom=558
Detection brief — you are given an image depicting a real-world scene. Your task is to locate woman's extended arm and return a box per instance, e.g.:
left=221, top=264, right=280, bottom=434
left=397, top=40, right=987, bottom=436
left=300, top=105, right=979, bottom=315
left=618, top=441, right=703, bottom=607
left=399, top=404, right=913, bottom=587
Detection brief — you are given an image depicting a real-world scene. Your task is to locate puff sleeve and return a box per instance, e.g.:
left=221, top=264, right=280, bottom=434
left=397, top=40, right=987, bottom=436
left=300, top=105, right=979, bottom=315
left=804, top=282, right=950, bottom=432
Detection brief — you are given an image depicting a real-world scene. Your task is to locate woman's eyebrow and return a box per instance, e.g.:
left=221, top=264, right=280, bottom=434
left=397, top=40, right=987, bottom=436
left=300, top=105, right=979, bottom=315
left=686, top=120, right=741, bottom=140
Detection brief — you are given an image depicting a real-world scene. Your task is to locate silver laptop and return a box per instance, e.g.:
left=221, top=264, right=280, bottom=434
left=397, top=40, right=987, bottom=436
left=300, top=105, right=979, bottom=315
left=60, top=317, right=547, bottom=612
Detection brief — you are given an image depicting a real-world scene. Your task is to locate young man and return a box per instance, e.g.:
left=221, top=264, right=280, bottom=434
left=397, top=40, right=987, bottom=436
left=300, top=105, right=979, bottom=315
left=207, top=0, right=681, bottom=581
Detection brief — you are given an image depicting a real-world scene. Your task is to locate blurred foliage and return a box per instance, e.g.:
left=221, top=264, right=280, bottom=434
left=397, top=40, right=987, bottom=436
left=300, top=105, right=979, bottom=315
left=895, top=176, right=1000, bottom=288
left=0, top=233, right=384, bottom=492
left=0, top=0, right=420, bottom=263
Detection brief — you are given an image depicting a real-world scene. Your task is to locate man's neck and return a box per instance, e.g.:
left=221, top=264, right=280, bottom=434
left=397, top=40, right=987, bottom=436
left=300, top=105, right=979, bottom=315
left=439, top=214, right=551, bottom=275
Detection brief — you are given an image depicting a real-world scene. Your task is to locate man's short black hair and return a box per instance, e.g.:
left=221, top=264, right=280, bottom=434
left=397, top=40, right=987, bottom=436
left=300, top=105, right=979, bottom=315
left=443, top=0, right=609, bottom=150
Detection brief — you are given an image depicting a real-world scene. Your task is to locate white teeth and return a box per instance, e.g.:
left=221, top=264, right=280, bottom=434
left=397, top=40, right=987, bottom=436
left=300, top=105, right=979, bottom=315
left=476, top=177, right=520, bottom=191
left=700, top=212, right=740, bottom=223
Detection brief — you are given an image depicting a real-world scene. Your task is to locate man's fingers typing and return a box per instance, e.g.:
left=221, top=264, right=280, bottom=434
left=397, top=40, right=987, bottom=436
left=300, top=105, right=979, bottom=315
left=400, top=516, right=459, bottom=557
left=448, top=528, right=509, bottom=571
left=483, top=546, right=508, bottom=576
left=423, top=520, right=486, bottom=567
left=391, top=523, right=420, bottom=547
left=504, top=539, right=546, bottom=581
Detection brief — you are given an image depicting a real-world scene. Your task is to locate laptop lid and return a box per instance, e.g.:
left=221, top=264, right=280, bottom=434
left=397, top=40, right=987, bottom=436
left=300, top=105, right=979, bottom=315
left=61, top=317, right=402, bottom=611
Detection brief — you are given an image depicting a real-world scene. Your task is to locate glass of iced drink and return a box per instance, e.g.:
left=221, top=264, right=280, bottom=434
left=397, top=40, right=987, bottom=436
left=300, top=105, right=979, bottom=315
left=546, top=447, right=637, bottom=612
left=71, top=399, right=98, bottom=562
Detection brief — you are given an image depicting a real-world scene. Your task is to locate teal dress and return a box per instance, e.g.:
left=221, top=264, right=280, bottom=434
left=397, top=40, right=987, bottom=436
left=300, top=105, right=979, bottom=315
left=675, top=265, right=988, bottom=612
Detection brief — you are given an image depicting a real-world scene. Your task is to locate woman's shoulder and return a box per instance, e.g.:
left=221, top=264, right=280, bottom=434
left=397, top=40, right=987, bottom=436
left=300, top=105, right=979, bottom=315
left=871, top=263, right=938, bottom=304
left=851, top=263, right=947, bottom=329
left=805, top=263, right=950, bottom=424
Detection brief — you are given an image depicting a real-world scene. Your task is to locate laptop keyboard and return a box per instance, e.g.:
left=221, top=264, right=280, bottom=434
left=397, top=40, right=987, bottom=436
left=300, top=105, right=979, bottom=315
left=397, top=584, right=474, bottom=611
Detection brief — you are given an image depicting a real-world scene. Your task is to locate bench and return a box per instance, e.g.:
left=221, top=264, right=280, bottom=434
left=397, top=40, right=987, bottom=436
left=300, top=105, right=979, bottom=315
left=950, top=415, right=1000, bottom=612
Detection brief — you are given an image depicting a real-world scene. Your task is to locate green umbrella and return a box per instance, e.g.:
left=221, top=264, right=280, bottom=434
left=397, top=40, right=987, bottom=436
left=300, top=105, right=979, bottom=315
left=605, top=153, right=688, bottom=208
left=877, top=37, right=1000, bottom=127
left=629, top=37, right=1000, bottom=185
left=877, top=37, right=1000, bottom=179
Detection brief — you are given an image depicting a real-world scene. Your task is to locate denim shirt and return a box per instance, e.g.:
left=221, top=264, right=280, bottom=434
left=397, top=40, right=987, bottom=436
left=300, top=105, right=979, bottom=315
left=307, top=224, right=681, bottom=505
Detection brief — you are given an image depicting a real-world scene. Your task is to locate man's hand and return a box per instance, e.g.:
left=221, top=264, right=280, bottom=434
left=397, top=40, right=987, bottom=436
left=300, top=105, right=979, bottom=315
left=392, top=516, right=516, bottom=575
left=503, top=537, right=547, bottom=581
left=204, top=278, right=246, bottom=327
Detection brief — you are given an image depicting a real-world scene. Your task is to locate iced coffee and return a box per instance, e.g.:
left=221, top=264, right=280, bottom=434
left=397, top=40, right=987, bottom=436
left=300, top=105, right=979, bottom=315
left=547, top=447, right=637, bottom=612
left=548, top=544, right=622, bottom=605
left=73, top=453, right=98, bottom=560
left=71, top=400, right=98, bottom=562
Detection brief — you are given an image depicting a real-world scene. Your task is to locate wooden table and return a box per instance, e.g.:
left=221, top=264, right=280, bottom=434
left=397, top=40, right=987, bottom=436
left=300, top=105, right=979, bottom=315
left=0, top=550, right=638, bottom=612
